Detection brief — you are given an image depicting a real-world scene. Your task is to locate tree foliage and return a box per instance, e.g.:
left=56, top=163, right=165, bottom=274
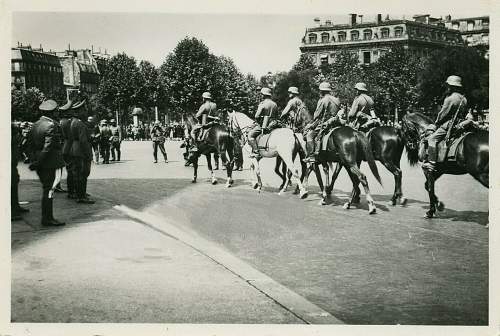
left=11, top=87, right=46, bottom=122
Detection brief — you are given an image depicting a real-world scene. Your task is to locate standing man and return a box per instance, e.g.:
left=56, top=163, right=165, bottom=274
left=59, top=100, right=76, bottom=198
left=69, top=100, right=95, bottom=204
left=151, top=121, right=168, bottom=163
left=11, top=122, right=30, bottom=221
left=303, top=82, right=341, bottom=163
left=191, top=92, right=217, bottom=152
left=99, top=120, right=111, bottom=164
left=27, top=100, right=66, bottom=226
left=347, top=82, right=376, bottom=130
left=247, top=87, right=278, bottom=159
left=109, top=119, right=122, bottom=161
left=280, top=86, right=307, bottom=131
left=87, top=116, right=101, bottom=164
left=423, top=75, right=468, bottom=171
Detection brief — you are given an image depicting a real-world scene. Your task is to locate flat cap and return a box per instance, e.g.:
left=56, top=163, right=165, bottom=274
left=39, top=100, right=58, bottom=111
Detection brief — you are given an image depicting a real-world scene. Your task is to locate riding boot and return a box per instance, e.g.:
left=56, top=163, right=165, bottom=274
left=422, top=145, right=437, bottom=171
left=117, top=151, right=121, bottom=161
left=248, top=139, right=261, bottom=159
left=304, top=140, right=317, bottom=163
left=42, top=198, right=65, bottom=226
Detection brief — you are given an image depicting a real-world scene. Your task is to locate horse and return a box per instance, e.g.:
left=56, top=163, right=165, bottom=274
left=302, top=125, right=383, bottom=214
left=325, top=125, right=407, bottom=206
left=227, top=111, right=308, bottom=198
left=184, top=114, right=235, bottom=187
left=401, top=112, right=489, bottom=218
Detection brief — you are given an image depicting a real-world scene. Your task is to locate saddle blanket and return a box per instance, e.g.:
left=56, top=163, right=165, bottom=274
left=437, top=132, right=471, bottom=162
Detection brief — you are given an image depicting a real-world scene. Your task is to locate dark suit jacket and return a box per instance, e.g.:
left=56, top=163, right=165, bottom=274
left=60, top=117, right=72, bottom=156
left=69, top=118, right=92, bottom=160
left=28, top=116, right=65, bottom=169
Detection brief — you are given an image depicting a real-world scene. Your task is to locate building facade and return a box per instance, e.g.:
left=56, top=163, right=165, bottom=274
left=300, top=14, right=465, bottom=66
left=56, top=48, right=101, bottom=94
left=443, top=16, right=489, bottom=57
left=11, top=45, right=64, bottom=93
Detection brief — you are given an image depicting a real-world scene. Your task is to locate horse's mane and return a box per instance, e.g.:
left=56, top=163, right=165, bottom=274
left=231, top=111, right=254, bottom=123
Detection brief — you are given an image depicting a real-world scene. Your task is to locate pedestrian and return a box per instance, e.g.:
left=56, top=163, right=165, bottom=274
left=348, top=82, right=378, bottom=131
left=151, top=121, right=168, bottom=163
left=27, top=99, right=66, bottom=226
left=248, top=87, right=278, bottom=159
left=99, top=120, right=111, bottom=164
left=109, top=119, right=122, bottom=161
left=87, top=116, right=101, bottom=164
left=58, top=100, right=76, bottom=198
left=69, top=100, right=95, bottom=204
left=280, top=86, right=307, bottom=130
left=11, top=122, right=30, bottom=221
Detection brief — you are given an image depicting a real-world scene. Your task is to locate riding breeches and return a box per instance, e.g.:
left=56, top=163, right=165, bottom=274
left=248, top=125, right=262, bottom=141
left=427, top=127, right=447, bottom=148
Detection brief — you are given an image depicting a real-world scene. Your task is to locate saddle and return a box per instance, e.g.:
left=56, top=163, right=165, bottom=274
left=198, top=122, right=219, bottom=141
left=420, top=130, right=471, bottom=163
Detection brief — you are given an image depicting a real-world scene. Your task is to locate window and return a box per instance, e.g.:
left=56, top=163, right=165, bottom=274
left=467, top=21, right=474, bottom=31
left=482, top=34, right=489, bottom=43
left=381, top=28, right=389, bottom=38
left=321, top=32, right=330, bottom=43
left=338, top=31, right=346, bottom=42
left=308, top=33, right=317, bottom=44
left=482, top=19, right=489, bottom=27
left=394, top=26, right=403, bottom=37
left=452, top=23, right=459, bottom=30
left=13, top=62, right=20, bottom=71
left=363, top=51, right=371, bottom=64
left=351, top=30, right=359, bottom=41
left=467, top=35, right=474, bottom=44
left=320, top=54, right=329, bottom=65
left=363, top=29, right=373, bottom=40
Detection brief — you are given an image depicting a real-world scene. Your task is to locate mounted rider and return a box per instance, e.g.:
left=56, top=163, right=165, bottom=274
left=422, top=75, right=468, bottom=171
left=248, top=87, right=278, bottom=159
left=280, top=86, right=307, bottom=131
left=303, top=82, right=342, bottom=163
left=348, top=82, right=379, bottom=131
left=191, top=91, right=217, bottom=152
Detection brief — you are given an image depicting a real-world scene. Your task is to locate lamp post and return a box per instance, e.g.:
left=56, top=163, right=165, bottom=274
left=116, top=91, right=122, bottom=126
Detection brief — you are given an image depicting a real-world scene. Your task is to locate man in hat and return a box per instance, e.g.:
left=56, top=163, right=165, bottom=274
left=69, top=100, right=95, bottom=204
left=87, top=116, right=101, bottom=164
left=99, top=120, right=111, bottom=164
left=11, top=122, right=30, bottom=221
left=248, top=87, right=278, bottom=159
left=109, top=119, right=122, bottom=161
left=58, top=100, right=76, bottom=198
left=151, top=120, right=168, bottom=163
left=348, top=82, right=377, bottom=130
left=303, top=82, right=341, bottom=163
left=27, top=99, right=66, bottom=226
left=280, top=86, right=307, bottom=130
left=191, top=92, right=217, bottom=152
left=423, top=75, right=468, bottom=171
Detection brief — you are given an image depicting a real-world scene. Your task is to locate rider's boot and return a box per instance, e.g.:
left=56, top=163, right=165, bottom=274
left=422, top=144, right=437, bottom=172
left=248, top=138, right=261, bottom=159
left=303, top=140, right=317, bottom=163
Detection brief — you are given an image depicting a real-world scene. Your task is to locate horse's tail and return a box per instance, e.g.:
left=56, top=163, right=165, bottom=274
left=293, top=133, right=306, bottom=160
left=355, top=131, right=382, bottom=187
left=400, top=118, right=420, bottom=166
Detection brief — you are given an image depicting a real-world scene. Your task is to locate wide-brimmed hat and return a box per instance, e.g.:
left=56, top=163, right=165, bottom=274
left=446, top=75, right=462, bottom=87
left=319, top=82, right=331, bottom=92
left=260, top=87, right=272, bottom=96
left=354, top=82, right=368, bottom=91
left=202, top=92, right=212, bottom=99
left=39, top=99, right=58, bottom=111
left=288, top=86, right=299, bottom=95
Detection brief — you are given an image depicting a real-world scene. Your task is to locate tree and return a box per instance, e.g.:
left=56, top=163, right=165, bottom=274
left=292, top=53, right=318, bottom=72
left=11, top=87, right=46, bottom=121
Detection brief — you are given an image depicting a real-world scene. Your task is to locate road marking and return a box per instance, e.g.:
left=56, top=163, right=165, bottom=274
left=115, top=204, right=344, bottom=325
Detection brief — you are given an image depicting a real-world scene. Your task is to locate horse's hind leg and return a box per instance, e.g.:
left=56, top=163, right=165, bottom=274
left=281, top=153, right=308, bottom=199
left=381, top=160, right=405, bottom=206
left=326, top=162, right=342, bottom=196
left=225, top=146, right=235, bottom=188
left=346, top=166, right=376, bottom=214
left=275, top=157, right=287, bottom=193
left=320, top=163, right=330, bottom=205
left=206, top=154, right=217, bottom=185
left=192, top=156, right=199, bottom=183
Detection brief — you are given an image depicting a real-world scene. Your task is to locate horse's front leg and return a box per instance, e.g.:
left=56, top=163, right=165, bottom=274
left=206, top=154, right=217, bottom=185
left=225, top=150, right=234, bottom=188
left=424, top=170, right=444, bottom=218
left=320, top=163, right=330, bottom=205
left=192, top=156, right=199, bottom=183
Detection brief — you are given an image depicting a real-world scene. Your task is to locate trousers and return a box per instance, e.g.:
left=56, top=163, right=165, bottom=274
left=71, top=157, right=91, bottom=199
left=153, top=141, right=168, bottom=161
left=100, top=143, right=110, bottom=163
left=111, top=141, right=121, bottom=160
left=36, top=168, right=56, bottom=222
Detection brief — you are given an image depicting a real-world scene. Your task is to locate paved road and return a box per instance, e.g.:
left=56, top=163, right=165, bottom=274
left=15, top=140, right=489, bottom=324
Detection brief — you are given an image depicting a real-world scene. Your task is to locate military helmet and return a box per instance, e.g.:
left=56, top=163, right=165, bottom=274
left=154, top=120, right=161, bottom=125
left=354, top=82, right=368, bottom=91
left=100, top=119, right=108, bottom=125
left=39, top=99, right=58, bottom=111
left=260, top=87, right=272, bottom=96
left=202, top=92, right=212, bottom=99
left=446, top=75, right=462, bottom=87
left=288, top=86, right=299, bottom=95
left=110, top=119, right=116, bottom=123
left=319, top=82, right=331, bottom=92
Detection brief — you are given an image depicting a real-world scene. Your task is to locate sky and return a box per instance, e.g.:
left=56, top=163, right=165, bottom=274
left=11, top=11, right=488, bottom=78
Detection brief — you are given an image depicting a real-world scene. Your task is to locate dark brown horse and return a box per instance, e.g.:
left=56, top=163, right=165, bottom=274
left=303, top=126, right=383, bottom=214
left=401, top=112, right=489, bottom=218
left=326, top=126, right=407, bottom=206
left=185, top=114, right=235, bottom=187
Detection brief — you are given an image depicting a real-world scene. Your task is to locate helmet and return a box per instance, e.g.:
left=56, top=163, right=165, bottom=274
left=319, top=82, right=331, bottom=92
left=261, top=87, right=272, bottom=96
left=100, top=119, right=108, bottom=125
left=110, top=119, right=116, bottom=123
left=87, top=116, right=95, bottom=122
left=446, top=75, right=462, bottom=87
left=202, top=92, right=212, bottom=99
left=288, top=86, right=299, bottom=95
left=354, top=82, right=368, bottom=91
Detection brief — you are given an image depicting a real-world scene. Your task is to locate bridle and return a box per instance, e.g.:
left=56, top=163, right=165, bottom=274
left=229, top=114, right=252, bottom=146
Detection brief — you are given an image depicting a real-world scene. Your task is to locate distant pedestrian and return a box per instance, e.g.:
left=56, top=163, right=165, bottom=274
left=87, top=116, right=101, bottom=164
left=59, top=100, right=75, bottom=198
left=99, top=120, right=111, bottom=164
left=109, top=119, right=122, bottom=161
left=11, top=122, right=30, bottom=221
left=151, top=121, right=168, bottom=163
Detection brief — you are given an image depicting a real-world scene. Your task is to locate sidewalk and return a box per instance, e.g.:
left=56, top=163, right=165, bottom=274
left=12, top=181, right=305, bottom=323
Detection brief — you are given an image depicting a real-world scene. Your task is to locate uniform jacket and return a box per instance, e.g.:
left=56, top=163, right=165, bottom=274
left=60, top=117, right=72, bottom=156
left=348, top=93, right=374, bottom=119
left=281, top=97, right=306, bottom=119
left=313, top=94, right=341, bottom=122
left=435, top=92, right=468, bottom=130
left=196, top=101, right=217, bottom=122
left=11, top=124, right=21, bottom=167
left=69, top=117, right=92, bottom=159
left=88, top=123, right=101, bottom=143
left=255, top=98, right=278, bottom=124
left=110, top=125, right=122, bottom=142
left=151, top=126, right=165, bottom=143
left=99, top=126, right=112, bottom=144
left=28, top=116, right=65, bottom=169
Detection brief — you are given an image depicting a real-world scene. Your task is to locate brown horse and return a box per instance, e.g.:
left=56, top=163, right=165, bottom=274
left=401, top=112, right=488, bottom=218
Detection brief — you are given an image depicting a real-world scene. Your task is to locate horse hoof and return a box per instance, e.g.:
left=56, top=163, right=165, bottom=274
left=343, top=202, right=350, bottom=210
left=300, top=191, right=308, bottom=199
left=212, top=179, right=218, bottom=185
left=425, top=211, right=434, bottom=219
left=400, top=197, right=408, bottom=206
left=437, top=201, right=445, bottom=212
left=252, top=183, right=259, bottom=189
left=225, top=182, right=232, bottom=188
left=391, top=199, right=397, bottom=206
left=369, top=207, right=377, bottom=215
left=293, top=188, right=299, bottom=195
left=191, top=179, right=197, bottom=184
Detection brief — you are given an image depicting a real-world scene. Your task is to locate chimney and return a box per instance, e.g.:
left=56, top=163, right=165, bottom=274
left=314, top=17, right=321, bottom=27
left=68, top=43, right=71, bottom=51
left=358, top=15, right=363, bottom=24
left=445, top=15, right=451, bottom=21
left=325, top=20, right=332, bottom=26
left=350, top=13, right=357, bottom=26
left=40, top=43, right=42, bottom=51
left=377, top=14, right=382, bottom=24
